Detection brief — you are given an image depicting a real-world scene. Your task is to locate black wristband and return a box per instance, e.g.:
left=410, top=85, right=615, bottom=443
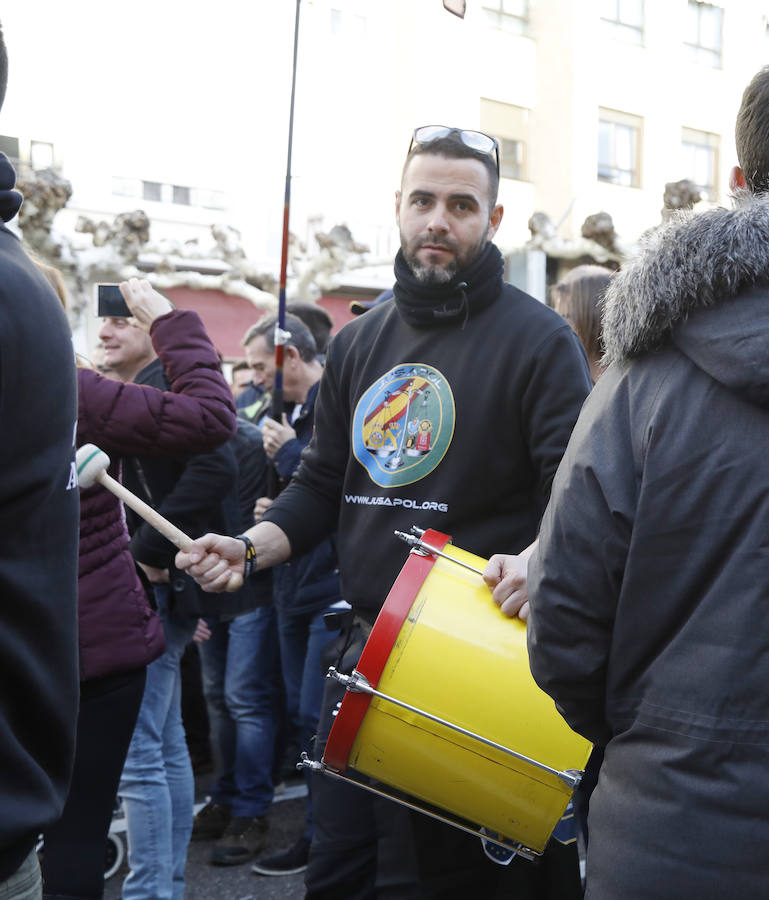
left=235, top=534, right=257, bottom=579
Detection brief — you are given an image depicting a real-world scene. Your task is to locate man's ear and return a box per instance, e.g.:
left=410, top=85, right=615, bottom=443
left=395, top=189, right=401, bottom=226
left=729, top=165, right=748, bottom=192
left=486, top=204, right=504, bottom=241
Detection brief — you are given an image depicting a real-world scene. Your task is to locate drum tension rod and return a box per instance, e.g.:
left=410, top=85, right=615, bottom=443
left=297, top=753, right=540, bottom=861
left=326, top=667, right=582, bottom=791
left=393, top=530, right=486, bottom=578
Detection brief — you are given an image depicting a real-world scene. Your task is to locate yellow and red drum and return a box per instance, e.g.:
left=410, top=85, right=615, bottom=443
left=314, top=528, right=592, bottom=858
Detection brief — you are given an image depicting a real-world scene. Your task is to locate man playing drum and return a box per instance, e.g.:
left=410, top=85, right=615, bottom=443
left=177, top=126, right=592, bottom=898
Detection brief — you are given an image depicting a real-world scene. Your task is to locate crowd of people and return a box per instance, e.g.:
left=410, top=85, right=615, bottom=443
left=4, top=10, right=769, bottom=899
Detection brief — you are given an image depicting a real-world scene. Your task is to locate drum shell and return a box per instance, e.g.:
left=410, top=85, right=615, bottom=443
left=328, top=541, right=592, bottom=853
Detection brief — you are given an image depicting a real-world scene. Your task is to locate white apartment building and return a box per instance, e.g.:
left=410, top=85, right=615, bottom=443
left=1, top=1, right=768, bottom=273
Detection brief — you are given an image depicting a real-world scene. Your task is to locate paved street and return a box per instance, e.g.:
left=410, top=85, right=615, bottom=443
left=103, top=775, right=308, bottom=900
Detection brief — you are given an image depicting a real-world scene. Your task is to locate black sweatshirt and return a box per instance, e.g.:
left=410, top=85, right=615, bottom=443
left=264, top=243, right=591, bottom=620
left=0, top=155, right=79, bottom=880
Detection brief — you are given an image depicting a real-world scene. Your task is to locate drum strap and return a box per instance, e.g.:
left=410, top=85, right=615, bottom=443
left=319, top=614, right=372, bottom=678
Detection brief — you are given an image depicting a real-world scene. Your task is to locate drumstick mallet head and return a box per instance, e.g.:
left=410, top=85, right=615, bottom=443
left=76, top=444, right=113, bottom=490
left=76, top=443, right=243, bottom=591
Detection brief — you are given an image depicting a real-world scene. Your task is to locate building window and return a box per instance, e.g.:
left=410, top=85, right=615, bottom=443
left=480, top=98, right=529, bottom=181
left=30, top=140, right=54, bottom=170
left=483, top=0, right=528, bottom=36
left=172, top=185, right=191, bottom=205
left=681, top=127, right=719, bottom=201
left=685, top=1, right=723, bottom=67
left=600, top=0, right=644, bottom=44
left=0, top=135, right=20, bottom=161
left=500, top=138, right=525, bottom=181
left=142, top=181, right=162, bottom=202
left=598, top=108, right=642, bottom=187
left=116, top=178, right=226, bottom=210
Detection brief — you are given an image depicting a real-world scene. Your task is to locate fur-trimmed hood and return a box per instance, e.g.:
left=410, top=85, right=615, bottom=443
left=602, top=195, right=769, bottom=406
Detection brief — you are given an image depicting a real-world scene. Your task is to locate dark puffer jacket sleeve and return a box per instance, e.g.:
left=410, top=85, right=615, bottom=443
left=77, top=309, right=236, bottom=454
left=527, top=368, right=637, bottom=747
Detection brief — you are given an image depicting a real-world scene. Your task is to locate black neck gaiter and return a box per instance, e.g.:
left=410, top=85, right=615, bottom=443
left=392, top=242, right=504, bottom=328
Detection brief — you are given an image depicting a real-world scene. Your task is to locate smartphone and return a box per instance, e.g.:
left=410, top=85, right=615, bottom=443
left=95, top=283, right=131, bottom=318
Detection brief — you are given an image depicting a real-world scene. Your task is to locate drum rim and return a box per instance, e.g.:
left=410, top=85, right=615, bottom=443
left=323, top=528, right=452, bottom=771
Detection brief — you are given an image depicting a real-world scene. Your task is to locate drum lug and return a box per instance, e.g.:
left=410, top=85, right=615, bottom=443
left=298, top=752, right=335, bottom=774
left=561, top=769, right=583, bottom=790
left=394, top=530, right=486, bottom=577
left=326, top=666, right=373, bottom=695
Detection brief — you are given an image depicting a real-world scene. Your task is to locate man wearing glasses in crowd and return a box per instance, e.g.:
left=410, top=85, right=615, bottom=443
left=177, top=126, right=592, bottom=898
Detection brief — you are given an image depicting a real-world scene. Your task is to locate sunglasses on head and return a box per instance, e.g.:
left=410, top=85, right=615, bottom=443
left=409, top=126, right=500, bottom=175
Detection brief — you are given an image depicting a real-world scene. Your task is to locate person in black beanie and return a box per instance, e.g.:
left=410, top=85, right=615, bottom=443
left=0, top=20, right=80, bottom=900
left=178, top=126, right=592, bottom=898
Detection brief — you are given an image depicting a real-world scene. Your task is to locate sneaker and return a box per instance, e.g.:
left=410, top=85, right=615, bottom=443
left=252, top=837, right=310, bottom=876
left=191, top=801, right=231, bottom=841
left=210, top=816, right=269, bottom=866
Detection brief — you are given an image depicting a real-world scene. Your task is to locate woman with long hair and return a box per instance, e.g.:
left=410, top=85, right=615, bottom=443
left=552, top=264, right=612, bottom=383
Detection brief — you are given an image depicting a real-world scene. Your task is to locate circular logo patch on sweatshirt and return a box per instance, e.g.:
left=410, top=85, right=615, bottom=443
left=352, top=363, right=455, bottom=487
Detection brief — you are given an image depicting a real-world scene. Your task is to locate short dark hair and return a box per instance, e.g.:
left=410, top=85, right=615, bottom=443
left=0, top=23, right=8, bottom=113
left=735, top=66, right=769, bottom=194
left=242, top=313, right=317, bottom=363
left=402, top=133, right=499, bottom=209
left=286, top=300, right=333, bottom=354
left=231, top=360, right=251, bottom=374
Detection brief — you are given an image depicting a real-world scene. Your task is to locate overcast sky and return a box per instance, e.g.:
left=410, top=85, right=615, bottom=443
left=2, top=3, right=299, bottom=185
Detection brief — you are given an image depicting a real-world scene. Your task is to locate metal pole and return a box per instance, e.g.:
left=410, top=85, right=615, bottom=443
left=273, top=0, right=302, bottom=426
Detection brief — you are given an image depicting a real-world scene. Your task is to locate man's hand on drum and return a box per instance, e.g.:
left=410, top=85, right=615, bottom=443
left=175, top=533, right=245, bottom=593
left=483, top=541, right=537, bottom=620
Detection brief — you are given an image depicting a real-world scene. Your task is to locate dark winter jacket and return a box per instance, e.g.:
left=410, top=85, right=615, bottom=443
left=210, top=416, right=274, bottom=617
left=265, top=242, right=591, bottom=619
left=76, top=309, right=237, bottom=679
left=270, top=381, right=342, bottom=617
left=0, top=154, right=80, bottom=881
left=122, top=357, right=238, bottom=617
left=528, top=195, right=769, bottom=899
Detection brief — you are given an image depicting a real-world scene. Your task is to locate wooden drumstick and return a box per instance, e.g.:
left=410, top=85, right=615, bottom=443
left=76, top=443, right=244, bottom=591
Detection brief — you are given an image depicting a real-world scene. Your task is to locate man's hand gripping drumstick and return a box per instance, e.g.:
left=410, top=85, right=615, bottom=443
left=482, top=539, right=537, bottom=621
left=77, top=443, right=245, bottom=592
left=175, top=522, right=291, bottom=592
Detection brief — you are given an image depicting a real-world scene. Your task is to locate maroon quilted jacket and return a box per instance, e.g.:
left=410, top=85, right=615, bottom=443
left=76, top=309, right=236, bottom=680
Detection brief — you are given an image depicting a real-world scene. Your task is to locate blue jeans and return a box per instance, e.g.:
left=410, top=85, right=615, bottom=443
left=277, top=604, right=342, bottom=840
left=119, top=587, right=196, bottom=900
left=198, top=605, right=281, bottom=818
left=0, top=849, right=41, bottom=900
